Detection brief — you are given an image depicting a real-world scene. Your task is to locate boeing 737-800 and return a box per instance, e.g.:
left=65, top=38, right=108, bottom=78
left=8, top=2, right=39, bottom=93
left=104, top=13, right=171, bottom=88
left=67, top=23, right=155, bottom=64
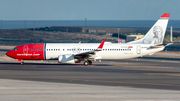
left=6, top=13, right=171, bottom=66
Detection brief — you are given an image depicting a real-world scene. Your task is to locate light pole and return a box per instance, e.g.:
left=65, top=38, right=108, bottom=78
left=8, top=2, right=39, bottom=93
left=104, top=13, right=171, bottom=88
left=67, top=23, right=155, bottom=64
left=66, top=22, right=68, bottom=32
left=24, top=20, right=26, bottom=30
left=170, top=26, right=173, bottom=42
left=34, top=21, right=35, bottom=31
left=85, top=18, right=87, bottom=26
left=117, top=28, right=120, bottom=40
left=1, top=20, right=2, bottom=29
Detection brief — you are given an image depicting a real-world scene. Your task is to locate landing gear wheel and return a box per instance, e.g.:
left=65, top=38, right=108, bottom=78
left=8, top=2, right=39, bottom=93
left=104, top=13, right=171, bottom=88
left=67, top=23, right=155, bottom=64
left=84, top=60, right=92, bottom=66
left=21, top=62, right=24, bottom=65
left=84, top=61, right=89, bottom=66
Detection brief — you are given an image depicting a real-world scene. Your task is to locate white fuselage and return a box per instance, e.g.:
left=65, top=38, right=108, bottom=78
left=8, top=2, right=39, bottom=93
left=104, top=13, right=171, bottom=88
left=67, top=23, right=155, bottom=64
left=45, top=43, right=164, bottom=60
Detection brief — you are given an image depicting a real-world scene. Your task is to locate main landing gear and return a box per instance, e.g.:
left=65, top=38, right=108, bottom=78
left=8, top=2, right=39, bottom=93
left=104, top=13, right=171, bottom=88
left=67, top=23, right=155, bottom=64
left=84, top=60, right=92, bottom=66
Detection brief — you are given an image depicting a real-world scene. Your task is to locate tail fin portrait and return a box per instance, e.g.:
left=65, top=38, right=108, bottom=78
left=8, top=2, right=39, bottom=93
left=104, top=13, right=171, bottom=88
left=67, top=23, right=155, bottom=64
left=128, top=13, right=170, bottom=45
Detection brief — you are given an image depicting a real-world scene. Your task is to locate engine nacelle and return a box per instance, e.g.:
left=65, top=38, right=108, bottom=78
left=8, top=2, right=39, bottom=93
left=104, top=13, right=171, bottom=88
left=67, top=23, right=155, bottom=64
left=58, top=54, right=80, bottom=63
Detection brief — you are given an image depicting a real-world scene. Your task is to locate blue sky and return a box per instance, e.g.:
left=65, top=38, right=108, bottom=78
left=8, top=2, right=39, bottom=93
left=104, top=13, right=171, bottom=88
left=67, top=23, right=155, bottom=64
left=0, top=0, right=179, bottom=20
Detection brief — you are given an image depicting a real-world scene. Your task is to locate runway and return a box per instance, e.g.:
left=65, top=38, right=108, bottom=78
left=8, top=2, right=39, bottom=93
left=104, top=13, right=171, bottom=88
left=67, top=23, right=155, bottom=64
left=0, top=57, right=180, bottom=91
left=1, top=49, right=180, bottom=100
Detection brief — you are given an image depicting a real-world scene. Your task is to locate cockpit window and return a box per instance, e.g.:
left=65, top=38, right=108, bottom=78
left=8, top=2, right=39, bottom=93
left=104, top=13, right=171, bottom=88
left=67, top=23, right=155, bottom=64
left=13, top=48, right=18, bottom=51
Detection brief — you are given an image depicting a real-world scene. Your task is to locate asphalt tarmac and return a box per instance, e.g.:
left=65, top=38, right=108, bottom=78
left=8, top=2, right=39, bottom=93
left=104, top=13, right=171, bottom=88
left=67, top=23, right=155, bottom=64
left=0, top=57, right=180, bottom=91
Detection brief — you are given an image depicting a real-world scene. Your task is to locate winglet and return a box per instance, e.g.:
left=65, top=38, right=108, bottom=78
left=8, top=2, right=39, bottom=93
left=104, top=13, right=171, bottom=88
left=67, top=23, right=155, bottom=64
left=97, top=39, right=105, bottom=50
left=161, top=13, right=170, bottom=18
left=118, top=39, right=123, bottom=43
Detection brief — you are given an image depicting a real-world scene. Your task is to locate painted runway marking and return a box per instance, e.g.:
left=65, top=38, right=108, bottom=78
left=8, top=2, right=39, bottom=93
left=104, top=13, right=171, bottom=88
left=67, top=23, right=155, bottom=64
left=114, top=65, right=174, bottom=68
left=75, top=65, right=97, bottom=66
left=68, top=78, right=180, bottom=87
left=144, top=73, right=180, bottom=76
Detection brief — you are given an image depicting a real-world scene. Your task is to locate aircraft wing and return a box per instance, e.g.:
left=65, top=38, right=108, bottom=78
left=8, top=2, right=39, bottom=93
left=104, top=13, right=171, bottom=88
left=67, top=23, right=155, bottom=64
left=74, top=39, right=105, bottom=59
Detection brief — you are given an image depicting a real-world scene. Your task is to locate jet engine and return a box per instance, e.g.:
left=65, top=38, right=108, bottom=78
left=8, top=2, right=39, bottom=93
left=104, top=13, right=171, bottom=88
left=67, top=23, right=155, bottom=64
left=58, top=54, right=80, bottom=63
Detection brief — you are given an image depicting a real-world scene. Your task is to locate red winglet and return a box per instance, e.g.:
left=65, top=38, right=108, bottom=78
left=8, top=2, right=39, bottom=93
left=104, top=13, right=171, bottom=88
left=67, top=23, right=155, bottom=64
left=118, top=39, right=123, bottom=43
left=98, top=39, right=105, bottom=50
left=161, top=13, right=170, bottom=18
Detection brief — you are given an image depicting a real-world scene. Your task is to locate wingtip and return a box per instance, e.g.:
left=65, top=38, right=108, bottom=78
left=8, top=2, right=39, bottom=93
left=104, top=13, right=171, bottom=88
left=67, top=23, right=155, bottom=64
left=118, top=39, right=123, bottom=43
left=161, top=13, right=170, bottom=18
left=98, top=39, right=105, bottom=49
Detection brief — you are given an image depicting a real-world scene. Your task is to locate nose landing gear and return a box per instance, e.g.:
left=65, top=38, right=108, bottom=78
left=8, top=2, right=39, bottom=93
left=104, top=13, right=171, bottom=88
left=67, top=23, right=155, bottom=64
left=21, top=61, right=24, bottom=65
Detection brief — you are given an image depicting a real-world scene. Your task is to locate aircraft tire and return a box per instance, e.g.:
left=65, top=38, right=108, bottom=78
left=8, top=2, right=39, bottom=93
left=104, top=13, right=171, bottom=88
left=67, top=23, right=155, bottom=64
left=21, top=62, right=24, bottom=65
left=84, top=61, right=89, bottom=66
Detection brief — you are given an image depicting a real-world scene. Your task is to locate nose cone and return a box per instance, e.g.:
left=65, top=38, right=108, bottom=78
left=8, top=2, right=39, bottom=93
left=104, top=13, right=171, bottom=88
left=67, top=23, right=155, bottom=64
left=6, top=50, right=13, bottom=57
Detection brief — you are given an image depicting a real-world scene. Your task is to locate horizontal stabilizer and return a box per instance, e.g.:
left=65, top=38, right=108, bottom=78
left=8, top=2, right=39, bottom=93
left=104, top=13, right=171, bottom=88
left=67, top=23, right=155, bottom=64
left=148, top=43, right=173, bottom=49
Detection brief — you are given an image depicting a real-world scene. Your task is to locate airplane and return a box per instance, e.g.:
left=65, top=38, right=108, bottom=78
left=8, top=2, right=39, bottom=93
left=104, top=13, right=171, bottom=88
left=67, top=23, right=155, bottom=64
left=6, top=13, right=171, bottom=66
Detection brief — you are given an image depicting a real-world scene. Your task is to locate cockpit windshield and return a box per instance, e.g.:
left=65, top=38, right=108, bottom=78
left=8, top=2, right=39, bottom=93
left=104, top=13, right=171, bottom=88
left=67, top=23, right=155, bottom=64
left=13, top=48, right=18, bottom=51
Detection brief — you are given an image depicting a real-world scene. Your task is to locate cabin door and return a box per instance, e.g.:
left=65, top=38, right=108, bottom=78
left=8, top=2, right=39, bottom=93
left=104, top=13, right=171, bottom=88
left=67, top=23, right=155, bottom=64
left=136, top=45, right=141, bottom=54
left=23, top=45, right=28, bottom=54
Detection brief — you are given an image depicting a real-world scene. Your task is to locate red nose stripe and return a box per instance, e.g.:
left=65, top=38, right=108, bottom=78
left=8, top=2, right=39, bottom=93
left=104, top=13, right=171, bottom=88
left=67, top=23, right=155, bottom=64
left=10, top=43, right=45, bottom=60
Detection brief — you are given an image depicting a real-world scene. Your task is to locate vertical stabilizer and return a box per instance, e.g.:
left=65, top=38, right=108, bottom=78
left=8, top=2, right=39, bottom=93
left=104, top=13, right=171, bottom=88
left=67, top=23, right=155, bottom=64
left=128, top=13, right=170, bottom=45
